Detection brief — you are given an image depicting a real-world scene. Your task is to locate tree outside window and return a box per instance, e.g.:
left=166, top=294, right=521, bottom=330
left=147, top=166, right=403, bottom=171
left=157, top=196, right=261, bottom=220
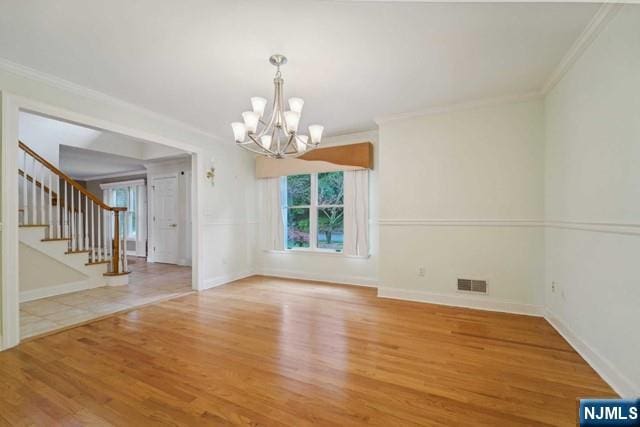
left=282, top=172, right=344, bottom=252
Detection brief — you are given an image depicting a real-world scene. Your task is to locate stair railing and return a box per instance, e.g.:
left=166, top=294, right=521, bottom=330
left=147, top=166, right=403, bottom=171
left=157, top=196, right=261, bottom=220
left=18, top=141, right=129, bottom=275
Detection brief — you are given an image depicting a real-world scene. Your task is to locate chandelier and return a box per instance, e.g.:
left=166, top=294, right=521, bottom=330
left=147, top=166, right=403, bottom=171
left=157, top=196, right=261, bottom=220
left=231, top=54, right=324, bottom=158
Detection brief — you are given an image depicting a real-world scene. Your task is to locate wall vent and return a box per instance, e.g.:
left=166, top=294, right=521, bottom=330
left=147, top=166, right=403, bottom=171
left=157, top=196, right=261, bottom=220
left=457, top=278, right=488, bottom=294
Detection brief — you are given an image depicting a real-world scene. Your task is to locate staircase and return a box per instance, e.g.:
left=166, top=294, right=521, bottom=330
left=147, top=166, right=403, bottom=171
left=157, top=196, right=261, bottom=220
left=18, top=141, right=129, bottom=301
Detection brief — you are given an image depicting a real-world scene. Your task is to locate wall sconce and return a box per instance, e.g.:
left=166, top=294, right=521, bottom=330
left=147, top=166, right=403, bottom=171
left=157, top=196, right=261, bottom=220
left=206, top=157, right=215, bottom=186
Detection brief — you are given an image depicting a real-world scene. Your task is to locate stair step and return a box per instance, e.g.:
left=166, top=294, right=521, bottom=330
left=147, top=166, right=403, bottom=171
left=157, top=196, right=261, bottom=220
left=103, top=271, right=131, bottom=277
left=20, top=224, right=49, bottom=228
left=65, top=250, right=91, bottom=254
left=41, top=238, right=71, bottom=242
left=86, top=260, right=110, bottom=266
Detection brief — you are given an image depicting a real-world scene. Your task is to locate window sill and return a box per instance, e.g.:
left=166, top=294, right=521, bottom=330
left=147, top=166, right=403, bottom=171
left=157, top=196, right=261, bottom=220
left=263, top=249, right=370, bottom=259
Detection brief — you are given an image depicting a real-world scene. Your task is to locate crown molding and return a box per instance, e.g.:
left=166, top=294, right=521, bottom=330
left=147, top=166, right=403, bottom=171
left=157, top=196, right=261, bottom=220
left=374, top=91, right=542, bottom=125
left=541, top=2, right=623, bottom=95
left=0, top=57, right=225, bottom=144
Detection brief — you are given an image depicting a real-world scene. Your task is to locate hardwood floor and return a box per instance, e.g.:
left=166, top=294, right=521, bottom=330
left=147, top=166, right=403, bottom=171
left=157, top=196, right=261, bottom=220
left=0, top=276, right=615, bottom=426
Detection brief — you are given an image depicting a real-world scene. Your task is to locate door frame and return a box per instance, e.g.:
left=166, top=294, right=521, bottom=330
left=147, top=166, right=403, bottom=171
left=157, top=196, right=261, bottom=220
left=148, top=173, right=180, bottom=265
left=1, top=92, right=204, bottom=350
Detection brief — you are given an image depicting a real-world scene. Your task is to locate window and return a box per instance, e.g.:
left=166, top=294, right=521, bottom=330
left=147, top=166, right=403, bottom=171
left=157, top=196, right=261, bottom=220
left=282, top=172, right=344, bottom=252
left=110, top=185, right=138, bottom=239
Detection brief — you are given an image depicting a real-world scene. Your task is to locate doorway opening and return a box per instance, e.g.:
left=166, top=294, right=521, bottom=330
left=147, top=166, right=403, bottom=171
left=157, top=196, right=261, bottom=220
left=16, top=111, right=195, bottom=339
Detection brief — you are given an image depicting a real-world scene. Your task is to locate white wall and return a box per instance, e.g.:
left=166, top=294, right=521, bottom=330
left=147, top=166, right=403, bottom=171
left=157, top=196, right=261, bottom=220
left=544, top=5, right=640, bottom=396
left=255, top=130, right=379, bottom=286
left=377, top=99, right=545, bottom=314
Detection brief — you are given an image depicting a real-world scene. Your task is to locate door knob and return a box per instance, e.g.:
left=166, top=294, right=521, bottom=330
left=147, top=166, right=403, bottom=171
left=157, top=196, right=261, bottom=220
left=170, top=223, right=177, bottom=227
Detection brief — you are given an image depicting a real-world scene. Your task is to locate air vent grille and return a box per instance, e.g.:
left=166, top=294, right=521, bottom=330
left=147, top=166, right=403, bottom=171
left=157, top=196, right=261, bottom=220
left=458, top=278, right=488, bottom=294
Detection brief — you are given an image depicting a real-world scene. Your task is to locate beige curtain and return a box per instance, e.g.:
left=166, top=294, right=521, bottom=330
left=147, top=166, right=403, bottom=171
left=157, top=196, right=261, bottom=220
left=343, top=170, right=369, bottom=256
left=262, top=177, right=285, bottom=251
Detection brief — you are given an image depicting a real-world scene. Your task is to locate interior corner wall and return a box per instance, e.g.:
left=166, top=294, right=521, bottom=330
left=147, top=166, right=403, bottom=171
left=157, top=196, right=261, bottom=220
left=543, top=5, right=640, bottom=396
left=377, top=99, right=545, bottom=314
left=254, top=130, right=379, bottom=287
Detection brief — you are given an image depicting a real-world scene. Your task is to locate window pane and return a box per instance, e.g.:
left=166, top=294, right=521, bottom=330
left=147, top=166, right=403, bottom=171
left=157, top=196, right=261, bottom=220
left=318, top=172, right=343, bottom=205
left=287, top=174, right=311, bottom=206
left=114, top=188, right=128, bottom=207
left=317, top=207, right=344, bottom=251
left=287, top=208, right=310, bottom=249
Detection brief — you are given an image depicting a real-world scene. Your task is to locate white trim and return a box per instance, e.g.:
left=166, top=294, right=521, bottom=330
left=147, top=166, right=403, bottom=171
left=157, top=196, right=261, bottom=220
left=258, top=269, right=379, bottom=288
left=263, top=249, right=370, bottom=259
left=79, top=169, right=147, bottom=182
left=545, top=220, right=640, bottom=236
left=374, top=92, right=541, bottom=125
left=99, top=179, right=145, bottom=190
left=378, top=219, right=545, bottom=227
left=0, top=57, right=222, bottom=143
left=377, top=219, right=640, bottom=235
left=201, top=271, right=254, bottom=291
left=1, top=92, right=21, bottom=349
left=541, top=3, right=623, bottom=94
left=19, top=280, right=100, bottom=303
left=377, top=287, right=543, bottom=317
left=544, top=309, right=638, bottom=397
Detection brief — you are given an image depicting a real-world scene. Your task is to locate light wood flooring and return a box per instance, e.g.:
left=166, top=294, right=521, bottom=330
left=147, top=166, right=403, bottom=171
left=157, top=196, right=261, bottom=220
left=1, top=276, right=615, bottom=426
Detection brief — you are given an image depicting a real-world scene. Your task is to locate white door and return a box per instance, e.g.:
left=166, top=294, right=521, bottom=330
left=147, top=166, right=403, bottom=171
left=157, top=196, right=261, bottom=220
left=152, top=176, right=178, bottom=264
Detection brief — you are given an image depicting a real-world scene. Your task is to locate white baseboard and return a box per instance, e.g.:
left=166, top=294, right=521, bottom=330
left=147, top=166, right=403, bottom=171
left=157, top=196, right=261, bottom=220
left=201, top=270, right=254, bottom=290
left=257, top=268, right=379, bottom=288
left=377, top=287, right=543, bottom=317
left=544, top=309, right=637, bottom=398
left=20, top=280, right=100, bottom=303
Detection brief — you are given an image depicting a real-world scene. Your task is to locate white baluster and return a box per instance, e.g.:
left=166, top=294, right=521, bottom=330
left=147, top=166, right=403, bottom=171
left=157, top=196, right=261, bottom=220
left=31, top=157, right=37, bottom=224
left=84, top=195, right=88, bottom=251
left=123, top=211, right=128, bottom=273
left=22, top=151, right=28, bottom=225
left=56, top=175, right=62, bottom=239
left=91, top=202, right=95, bottom=262
left=48, top=171, right=53, bottom=239
left=39, top=161, right=45, bottom=225
left=98, top=207, right=102, bottom=262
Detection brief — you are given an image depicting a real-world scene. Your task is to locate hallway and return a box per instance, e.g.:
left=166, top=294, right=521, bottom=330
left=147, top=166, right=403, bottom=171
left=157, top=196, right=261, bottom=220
left=19, top=259, right=192, bottom=339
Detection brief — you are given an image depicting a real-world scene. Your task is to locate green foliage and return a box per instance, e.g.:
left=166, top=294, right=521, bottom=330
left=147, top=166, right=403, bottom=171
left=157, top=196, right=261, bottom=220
left=287, top=174, right=310, bottom=206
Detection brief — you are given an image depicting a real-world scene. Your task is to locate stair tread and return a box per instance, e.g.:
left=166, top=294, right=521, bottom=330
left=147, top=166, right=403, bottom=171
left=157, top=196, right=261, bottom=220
left=86, top=260, right=110, bottom=266
left=65, top=250, right=91, bottom=254
left=41, top=238, right=71, bottom=242
left=20, top=224, right=49, bottom=228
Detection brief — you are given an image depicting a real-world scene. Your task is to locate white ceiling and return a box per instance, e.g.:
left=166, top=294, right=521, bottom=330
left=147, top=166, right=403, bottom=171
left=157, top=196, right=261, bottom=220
left=60, top=145, right=147, bottom=181
left=0, top=1, right=600, bottom=138
left=20, top=112, right=188, bottom=179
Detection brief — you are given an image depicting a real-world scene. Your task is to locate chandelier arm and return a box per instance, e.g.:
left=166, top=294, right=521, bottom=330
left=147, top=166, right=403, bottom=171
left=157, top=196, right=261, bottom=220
left=295, top=134, right=316, bottom=148
left=282, top=133, right=296, bottom=154
left=247, top=134, right=278, bottom=156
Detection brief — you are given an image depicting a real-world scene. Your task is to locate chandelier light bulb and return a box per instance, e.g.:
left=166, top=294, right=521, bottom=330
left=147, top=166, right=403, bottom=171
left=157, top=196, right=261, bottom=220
left=231, top=122, right=246, bottom=142
left=288, top=97, right=304, bottom=114
left=308, top=125, right=324, bottom=144
left=242, top=111, right=260, bottom=134
left=296, top=135, right=309, bottom=152
left=261, top=135, right=272, bottom=151
left=251, top=97, right=267, bottom=118
left=284, top=111, right=300, bottom=133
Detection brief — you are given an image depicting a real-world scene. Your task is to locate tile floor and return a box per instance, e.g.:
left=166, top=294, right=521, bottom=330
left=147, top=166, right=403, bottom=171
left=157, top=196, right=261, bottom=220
left=20, top=258, right=192, bottom=339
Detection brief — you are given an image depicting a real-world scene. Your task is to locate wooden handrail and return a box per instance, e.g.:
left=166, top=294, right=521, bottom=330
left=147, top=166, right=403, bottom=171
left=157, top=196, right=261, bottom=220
left=18, top=169, right=59, bottom=200
left=19, top=141, right=126, bottom=213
